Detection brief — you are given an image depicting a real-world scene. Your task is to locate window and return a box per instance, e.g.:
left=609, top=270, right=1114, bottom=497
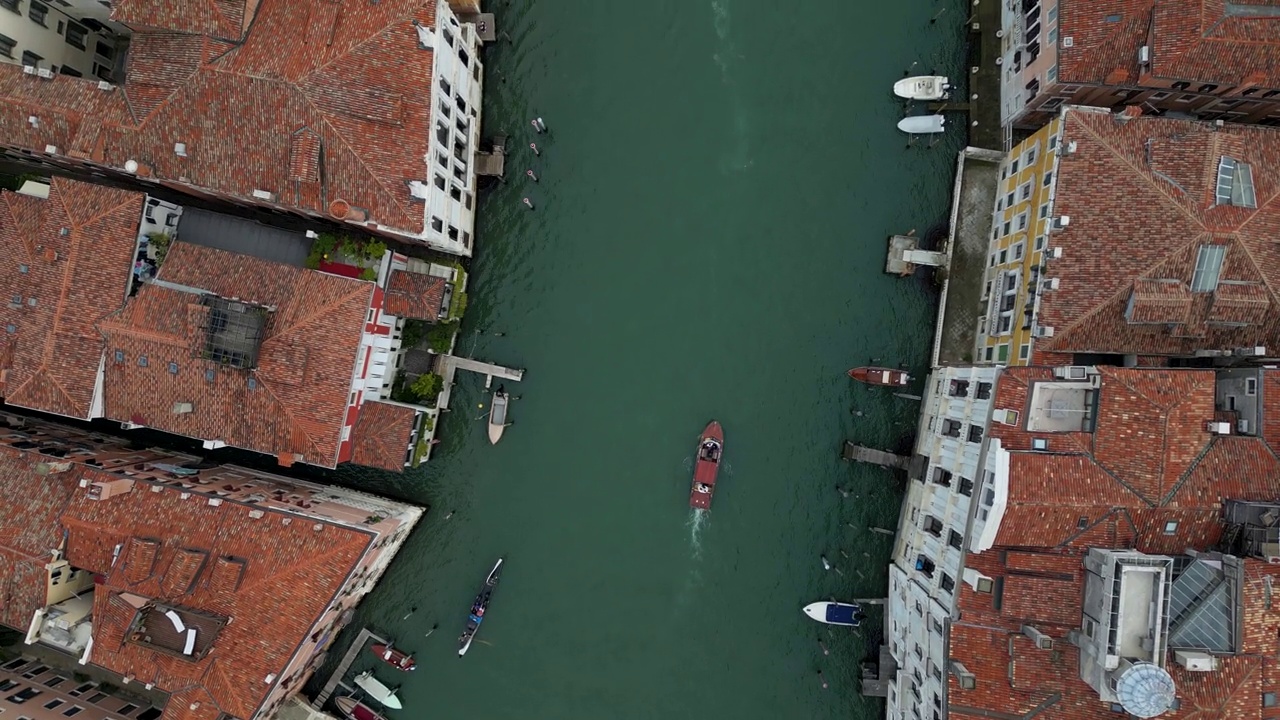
left=1018, top=181, right=1033, bottom=201
left=20, top=666, right=46, bottom=679
left=976, top=382, right=992, bottom=399
left=117, top=705, right=138, bottom=716
left=959, top=477, right=974, bottom=496
left=1042, top=170, right=1053, bottom=187
left=1265, top=692, right=1277, bottom=708
left=931, top=467, right=953, bottom=487
left=44, top=700, right=64, bottom=710
left=1015, top=212, right=1029, bottom=231
left=67, top=684, right=92, bottom=698
left=84, top=693, right=105, bottom=704
left=65, top=21, right=87, bottom=50
left=948, top=379, right=969, bottom=397
left=43, top=678, right=64, bottom=689
left=1039, top=203, right=1050, bottom=219
left=1216, top=156, right=1256, bottom=207
left=998, top=249, right=1007, bottom=265
left=7, top=688, right=41, bottom=704
left=941, top=419, right=962, bottom=438
left=967, top=424, right=984, bottom=443
left=442, top=28, right=454, bottom=46
left=95, top=40, right=113, bottom=59
left=434, top=175, right=446, bottom=190
left=1019, top=343, right=1030, bottom=360
left=1035, top=234, right=1046, bottom=250
left=19, top=50, right=40, bottom=67
left=1247, top=377, right=1258, bottom=396
left=1002, top=220, right=1011, bottom=236
left=940, top=573, right=956, bottom=593
left=948, top=530, right=963, bottom=549
left=1190, top=245, right=1226, bottom=292
left=0, top=34, right=14, bottom=58
left=137, top=355, right=148, bottom=367
left=1033, top=437, right=1049, bottom=450
left=62, top=706, right=83, bottom=717
left=1199, top=83, right=1218, bottom=93
left=0, top=0, right=16, bottom=13
left=439, top=77, right=451, bottom=96
left=1163, top=520, right=1178, bottom=535
left=1011, top=159, right=1020, bottom=173
left=28, top=0, right=46, bottom=25
left=167, top=361, right=178, bottom=374
left=1005, top=191, right=1015, bottom=207
left=1023, top=147, right=1037, bottom=167
left=1013, top=242, right=1024, bottom=260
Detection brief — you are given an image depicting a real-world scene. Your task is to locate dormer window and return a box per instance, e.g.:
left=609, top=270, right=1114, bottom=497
left=1216, top=156, right=1256, bottom=208
left=1190, top=245, right=1226, bottom=292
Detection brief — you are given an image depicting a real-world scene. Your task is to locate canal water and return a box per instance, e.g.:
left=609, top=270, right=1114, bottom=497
left=308, top=0, right=966, bottom=717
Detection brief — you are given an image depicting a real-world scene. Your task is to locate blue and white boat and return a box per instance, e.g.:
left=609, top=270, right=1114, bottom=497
left=802, top=601, right=863, bottom=626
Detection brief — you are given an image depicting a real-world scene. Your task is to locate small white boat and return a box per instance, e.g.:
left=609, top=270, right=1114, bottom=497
left=802, top=601, right=864, bottom=627
left=897, top=114, right=946, bottom=135
left=487, top=385, right=510, bottom=445
left=353, top=671, right=402, bottom=710
left=893, top=75, right=950, bottom=101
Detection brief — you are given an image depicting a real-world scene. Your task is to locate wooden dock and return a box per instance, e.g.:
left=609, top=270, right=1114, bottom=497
left=475, top=135, right=507, bottom=178
left=886, top=234, right=947, bottom=276
left=842, top=442, right=910, bottom=470
left=313, top=627, right=388, bottom=707
left=436, top=353, right=525, bottom=412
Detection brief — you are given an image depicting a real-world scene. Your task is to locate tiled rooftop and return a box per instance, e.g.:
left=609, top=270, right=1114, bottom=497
left=944, top=364, right=1280, bottom=719
left=349, top=400, right=418, bottom=471
left=0, top=180, right=140, bottom=418
left=0, top=447, right=79, bottom=630
left=98, top=241, right=375, bottom=467
left=384, top=268, right=447, bottom=320
left=0, top=0, right=442, bottom=238
left=1059, top=1, right=1280, bottom=89
left=1036, top=108, right=1280, bottom=358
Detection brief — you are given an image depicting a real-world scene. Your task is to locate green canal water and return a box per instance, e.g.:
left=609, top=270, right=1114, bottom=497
left=310, top=0, right=966, bottom=717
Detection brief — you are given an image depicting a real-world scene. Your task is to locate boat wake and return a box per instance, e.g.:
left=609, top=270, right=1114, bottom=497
left=688, top=508, right=707, bottom=559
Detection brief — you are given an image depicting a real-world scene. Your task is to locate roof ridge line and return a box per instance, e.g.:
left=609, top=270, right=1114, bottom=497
left=252, top=375, right=329, bottom=464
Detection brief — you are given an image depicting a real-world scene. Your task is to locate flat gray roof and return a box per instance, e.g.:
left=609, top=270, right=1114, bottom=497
left=176, top=208, right=311, bottom=267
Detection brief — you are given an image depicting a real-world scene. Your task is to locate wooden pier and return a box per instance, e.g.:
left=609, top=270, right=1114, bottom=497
left=842, top=442, right=910, bottom=470
left=436, top=353, right=525, bottom=412
left=313, top=627, right=388, bottom=707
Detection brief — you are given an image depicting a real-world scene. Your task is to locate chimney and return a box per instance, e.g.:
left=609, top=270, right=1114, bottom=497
left=87, top=477, right=135, bottom=501
left=1206, top=421, right=1232, bottom=435
left=1116, top=105, right=1143, bottom=121
left=276, top=451, right=298, bottom=468
left=328, top=199, right=369, bottom=222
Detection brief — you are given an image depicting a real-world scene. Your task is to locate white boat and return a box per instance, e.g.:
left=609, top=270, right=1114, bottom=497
left=487, top=385, right=510, bottom=445
left=897, top=114, right=946, bottom=135
left=802, top=601, right=863, bottom=627
left=893, top=75, right=950, bottom=101
left=353, top=671, right=402, bottom=710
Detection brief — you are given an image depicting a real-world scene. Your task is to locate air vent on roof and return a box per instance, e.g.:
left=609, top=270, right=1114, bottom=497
left=1054, top=365, right=1089, bottom=380
left=1052, top=216, right=1071, bottom=230
left=22, top=65, right=36, bottom=76
left=172, top=402, right=194, bottom=415
left=252, top=189, right=276, bottom=202
left=1063, top=36, right=1074, bottom=47
left=1236, top=346, right=1267, bottom=357
left=27, top=115, right=38, bottom=128
left=37, top=68, right=53, bottom=80
left=1050, top=247, right=1064, bottom=259
left=1206, top=421, right=1232, bottom=435
left=408, top=180, right=430, bottom=200
left=1035, top=325, right=1055, bottom=337
left=97, top=81, right=113, bottom=91
left=1066, top=141, right=1078, bottom=154
left=1139, top=45, right=1150, bottom=64
left=174, top=142, right=187, bottom=157
left=59, top=227, right=69, bottom=236
left=248, top=509, right=264, bottom=519
left=313, top=523, right=324, bottom=532
left=44, top=145, right=58, bottom=154
left=208, top=498, right=223, bottom=506
left=1045, top=277, right=1060, bottom=290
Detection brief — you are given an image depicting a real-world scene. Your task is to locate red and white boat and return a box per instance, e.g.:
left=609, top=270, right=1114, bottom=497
left=334, top=696, right=386, bottom=720
left=689, top=421, right=724, bottom=510
left=371, top=642, right=416, bottom=671
left=848, top=366, right=910, bottom=387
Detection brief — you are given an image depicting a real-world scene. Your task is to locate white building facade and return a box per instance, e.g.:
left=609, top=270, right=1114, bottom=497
left=0, top=0, right=127, bottom=80
left=408, top=1, right=483, bottom=256
left=886, top=365, right=1000, bottom=720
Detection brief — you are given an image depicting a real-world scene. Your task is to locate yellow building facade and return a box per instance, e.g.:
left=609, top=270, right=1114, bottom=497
left=975, top=115, right=1063, bottom=366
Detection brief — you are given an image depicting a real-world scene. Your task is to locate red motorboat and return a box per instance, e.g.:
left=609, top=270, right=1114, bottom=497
left=371, top=642, right=417, bottom=671
left=848, top=366, right=910, bottom=387
left=334, top=696, right=386, bottom=720
left=690, top=421, right=724, bottom=510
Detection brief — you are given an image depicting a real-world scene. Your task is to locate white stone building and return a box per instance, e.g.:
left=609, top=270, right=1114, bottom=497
left=0, top=0, right=127, bottom=80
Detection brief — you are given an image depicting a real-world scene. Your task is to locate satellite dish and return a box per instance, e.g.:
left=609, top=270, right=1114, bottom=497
left=1115, top=662, right=1176, bottom=718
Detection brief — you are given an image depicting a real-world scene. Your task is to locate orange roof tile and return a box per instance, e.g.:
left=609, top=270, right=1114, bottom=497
left=384, top=269, right=447, bottom=320
left=1037, top=109, right=1280, bottom=357
left=0, top=180, right=140, bottom=419
left=349, top=400, right=418, bottom=471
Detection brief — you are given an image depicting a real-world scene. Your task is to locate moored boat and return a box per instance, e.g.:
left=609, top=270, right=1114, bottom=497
left=352, top=671, right=402, bottom=710
left=893, top=75, right=950, bottom=100
left=459, top=557, right=504, bottom=657
left=848, top=366, right=910, bottom=387
left=488, top=385, right=510, bottom=445
left=897, top=114, right=946, bottom=134
left=802, top=601, right=864, bottom=627
left=370, top=641, right=416, bottom=671
left=334, top=696, right=386, bottom=720
left=689, top=421, right=724, bottom=510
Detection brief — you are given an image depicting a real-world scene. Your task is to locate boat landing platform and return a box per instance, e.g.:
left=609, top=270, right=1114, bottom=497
left=886, top=234, right=947, bottom=276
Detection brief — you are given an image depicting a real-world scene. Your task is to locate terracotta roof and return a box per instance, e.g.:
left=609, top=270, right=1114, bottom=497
left=97, top=242, right=374, bottom=467
left=349, top=400, right=417, bottom=471
left=48, top=467, right=371, bottom=720
left=0, top=180, right=140, bottom=418
left=1058, top=0, right=1280, bottom=89
left=987, top=366, right=1280, bottom=549
left=384, top=269, right=447, bottom=320
left=0, top=0, right=444, bottom=238
left=1037, top=108, right=1280, bottom=357
left=0, top=444, right=79, bottom=630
